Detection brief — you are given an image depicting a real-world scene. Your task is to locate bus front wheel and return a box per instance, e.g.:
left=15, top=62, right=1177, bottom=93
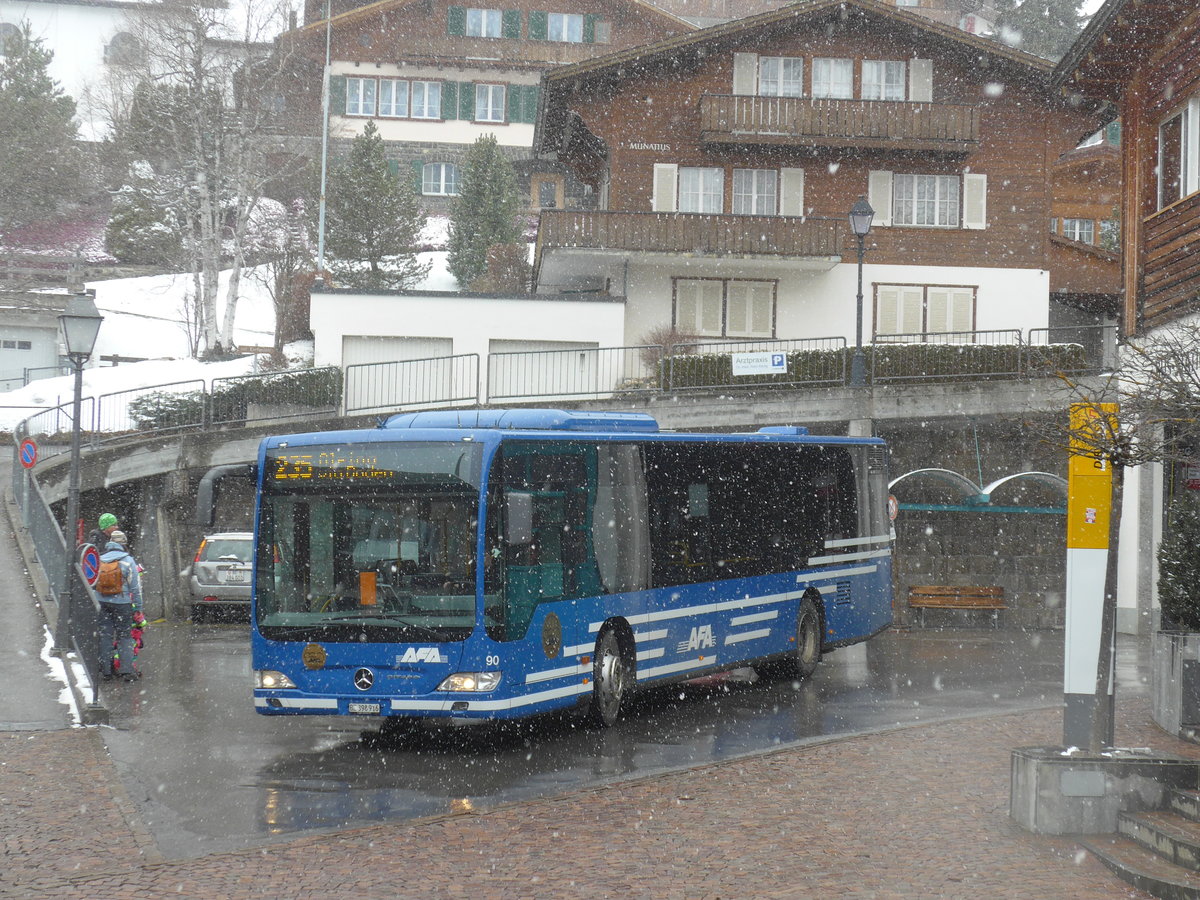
left=588, top=628, right=629, bottom=727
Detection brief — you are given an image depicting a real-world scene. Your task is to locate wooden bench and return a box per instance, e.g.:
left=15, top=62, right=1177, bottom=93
left=908, top=585, right=1006, bottom=628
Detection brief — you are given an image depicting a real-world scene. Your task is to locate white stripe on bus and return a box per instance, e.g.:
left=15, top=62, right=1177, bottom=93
left=254, top=697, right=338, bottom=710
left=823, top=533, right=893, bottom=549
left=633, top=629, right=669, bottom=643
left=388, top=682, right=593, bottom=712
left=637, top=657, right=712, bottom=680
left=525, top=662, right=590, bottom=684
left=636, top=647, right=665, bottom=662
left=725, top=628, right=771, bottom=645
left=807, top=548, right=892, bottom=565
left=730, top=610, right=778, bottom=626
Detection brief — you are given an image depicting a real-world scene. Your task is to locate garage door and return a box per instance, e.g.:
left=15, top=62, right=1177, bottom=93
left=486, top=339, right=603, bottom=402
left=342, top=336, right=470, bottom=414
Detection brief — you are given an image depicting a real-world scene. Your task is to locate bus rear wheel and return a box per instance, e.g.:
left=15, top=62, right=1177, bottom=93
left=792, top=597, right=822, bottom=678
left=588, top=628, right=629, bottom=728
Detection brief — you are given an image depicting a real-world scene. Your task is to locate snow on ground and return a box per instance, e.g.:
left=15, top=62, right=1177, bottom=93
left=0, top=247, right=458, bottom=432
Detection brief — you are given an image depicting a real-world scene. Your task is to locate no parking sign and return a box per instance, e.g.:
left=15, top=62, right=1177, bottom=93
left=79, top=544, right=101, bottom=587
left=18, top=438, right=37, bottom=469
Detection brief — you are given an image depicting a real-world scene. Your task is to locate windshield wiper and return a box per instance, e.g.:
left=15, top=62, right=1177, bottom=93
left=320, top=613, right=448, bottom=641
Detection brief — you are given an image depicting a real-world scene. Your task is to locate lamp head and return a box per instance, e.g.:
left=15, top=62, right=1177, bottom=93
left=849, top=197, right=875, bottom=238
left=58, top=290, right=103, bottom=360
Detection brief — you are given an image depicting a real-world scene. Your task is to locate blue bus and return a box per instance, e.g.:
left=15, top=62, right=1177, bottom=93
left=249, top=409, right=893, bottom=728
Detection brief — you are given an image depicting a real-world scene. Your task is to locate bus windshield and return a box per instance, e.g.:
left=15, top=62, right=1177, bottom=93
left=256, top=441, right=484, bottom=643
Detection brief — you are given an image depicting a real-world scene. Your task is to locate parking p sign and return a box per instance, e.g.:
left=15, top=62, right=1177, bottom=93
left=732, top=352, right=788, bottom=377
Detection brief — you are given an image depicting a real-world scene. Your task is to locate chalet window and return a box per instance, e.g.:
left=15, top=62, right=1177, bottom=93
left=1158, top=99, right=1199, bottom=209
left=466, top=8, right=502, bottom=37
left=593, top=20, right=611, bottom=43
left=379, top=80, right=409, bottom=118
left=346, top=77, right=376, bottom=116
left=1061, top=218, right=1094, bottom=244
left=475, top=84, right=505, bottom=122
left=732, top=169, right=777, bottom=215
left=679, top=167, right=723, bottom=213
left=812, top=58, right=853, bottom=99
left=862, top=60, right=905, bottom=100
left=674, top=279, right=775, bottom=338
left=759, top=57, right=803, bottom=97
left=412, top=82, right=442, bottom=119
left=423, top=163, right=461, bottom=196
left=548, top=12, right=584, bottom=42
left=874, top=284, right=976, bottom=339
left=894, top=174, right=960, bottom=227
left=104, top=31, right=143, bottom=66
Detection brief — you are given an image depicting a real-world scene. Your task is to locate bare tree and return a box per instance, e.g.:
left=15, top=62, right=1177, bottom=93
left=95, top=0, right=302, bottom=357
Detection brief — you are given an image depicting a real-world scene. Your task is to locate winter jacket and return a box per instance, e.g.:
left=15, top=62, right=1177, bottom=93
left=100, top=543, right=143, bottom=610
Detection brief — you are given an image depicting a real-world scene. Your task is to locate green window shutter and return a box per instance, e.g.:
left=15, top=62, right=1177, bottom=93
left=525, top=84, right=539, bottom=123
left=328, top=75, right=347, bottom=116
left=583, top=14, right=598, bottom=43
left=502, top=9, right=521, bottom=38
left=386, top=158, right=400, bottom=178
left=506, top=84, right=522, bottom=123
left=411, top=159, right=425, bottom=192
left=528, top=10, right=547, bottom=40
left=1106, top=120, right=1121, bottom=145
left=447, top=5, right=465, bottom=35
left=460, top=81, right=476, bottom=120
left=442, top=81, right=458, bottom=119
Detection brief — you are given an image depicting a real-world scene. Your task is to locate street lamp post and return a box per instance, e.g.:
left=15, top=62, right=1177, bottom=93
left=848, top=197, right=875, bottom=387
left=53, top=290, right=103, bottom=655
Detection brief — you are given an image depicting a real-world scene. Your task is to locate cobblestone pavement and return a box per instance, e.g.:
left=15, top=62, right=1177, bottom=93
left=4, top=696, right=1192, bottom=899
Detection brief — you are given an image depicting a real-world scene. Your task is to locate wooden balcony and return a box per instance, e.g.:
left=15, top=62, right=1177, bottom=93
left=536, top=209, right=844, bottom=262
left=1142, top=191, right=1200, bottom=327
left=699, top=95, right=980, bottom=153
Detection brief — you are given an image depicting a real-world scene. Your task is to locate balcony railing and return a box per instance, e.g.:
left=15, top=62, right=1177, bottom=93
left=699, top=95, right=981, bottom=152
left=537, top=209, right=844, bottom=260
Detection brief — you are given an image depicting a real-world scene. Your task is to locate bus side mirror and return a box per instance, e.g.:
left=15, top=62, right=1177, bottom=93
left=505, top=492, right=533, bottom=546
left=195, top=463, right=258, bottom=527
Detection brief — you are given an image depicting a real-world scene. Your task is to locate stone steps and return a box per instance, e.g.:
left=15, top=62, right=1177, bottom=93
left=1082, top=787, right=1200, bottom=899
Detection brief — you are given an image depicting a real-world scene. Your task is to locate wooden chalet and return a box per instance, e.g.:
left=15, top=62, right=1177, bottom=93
left=532, top=0, right=1113, bottom=349
left=1054, top=0, right=1200, bottom=336
left=278, top=0, right=693, bottom=210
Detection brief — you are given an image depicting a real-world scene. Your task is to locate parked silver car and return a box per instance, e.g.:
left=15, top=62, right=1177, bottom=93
left=187, top=532, right=253, bottom=621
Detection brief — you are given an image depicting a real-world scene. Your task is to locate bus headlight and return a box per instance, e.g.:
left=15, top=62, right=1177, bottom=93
left=437, top=672, right=501, bottom=692
left=255, top=670, right=297, bottom=689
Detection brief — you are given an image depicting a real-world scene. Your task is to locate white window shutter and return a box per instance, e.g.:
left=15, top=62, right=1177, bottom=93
left=868, top=170, right=892, bottom=227
left=900, top=287, right=924, bottom=334
left=963, top=173, right=987, bottom=229
left=927, top=288, right=951, bottom=334
left=876, top=286, right=899, bottom=335
left=779, top=167, right=805, bottom=216
left=909, top=59, right=932, bottom=102
left=653, top=163, right=678, bottom=213
left=732, top=53, right=758, bottom=96
left=726, top=283, right=748, bottom=335
left=950, top=288, right=974, bottom=331
left=700, top=281, right=722, bottom=335
left=675, top=280, right=698, bottom=331
left=750, top=283, right=773, bottom=336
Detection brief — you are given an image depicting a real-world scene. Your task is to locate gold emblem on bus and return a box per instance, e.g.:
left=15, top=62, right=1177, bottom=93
left=542, top=613, right=562, bottom=659
left=302, top=643, right=327, bottom=670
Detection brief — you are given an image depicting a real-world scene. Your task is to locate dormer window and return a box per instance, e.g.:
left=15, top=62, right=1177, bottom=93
left=0, top=22, right=20, bottom=57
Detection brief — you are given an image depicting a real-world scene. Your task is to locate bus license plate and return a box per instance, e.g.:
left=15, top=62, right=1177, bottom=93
left=348, top=702, right=381, bottom=715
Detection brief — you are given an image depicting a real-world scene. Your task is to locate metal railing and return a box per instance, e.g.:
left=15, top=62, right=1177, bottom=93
left=345, top=354, right=480, bottom=415
left=487, top=346, right=658, bottom=403
left=871, top=329, right=1024, bottom=383
left=209, top=367, right=342, bottom=428
left=96, top=379, right=206, bottom=436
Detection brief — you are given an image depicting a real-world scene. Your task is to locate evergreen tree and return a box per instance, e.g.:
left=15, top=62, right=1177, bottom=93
left=0, top=22, right=85, bottom=234
left=104, top=160, right=184, bottom=265
left=325, top=121, right=429, bottom=290
left=447, top=134, right=522, bottom=289
left=993, top=0, right=1085, bottom=62
left=1158, top=496, right=1200, bottom=631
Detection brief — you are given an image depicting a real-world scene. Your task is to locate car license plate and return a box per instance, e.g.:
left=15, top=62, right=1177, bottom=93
left=222, top=571, right=248, bottom=584
left=348, top=702, right=381, bottom=715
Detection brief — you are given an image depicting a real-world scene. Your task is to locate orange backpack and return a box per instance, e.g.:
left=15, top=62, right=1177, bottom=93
left=96, top=559, right=124, bottom=596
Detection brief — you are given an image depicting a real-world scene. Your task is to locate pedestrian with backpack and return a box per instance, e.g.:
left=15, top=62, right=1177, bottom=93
left=97, top=530, right=143, bottom=681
